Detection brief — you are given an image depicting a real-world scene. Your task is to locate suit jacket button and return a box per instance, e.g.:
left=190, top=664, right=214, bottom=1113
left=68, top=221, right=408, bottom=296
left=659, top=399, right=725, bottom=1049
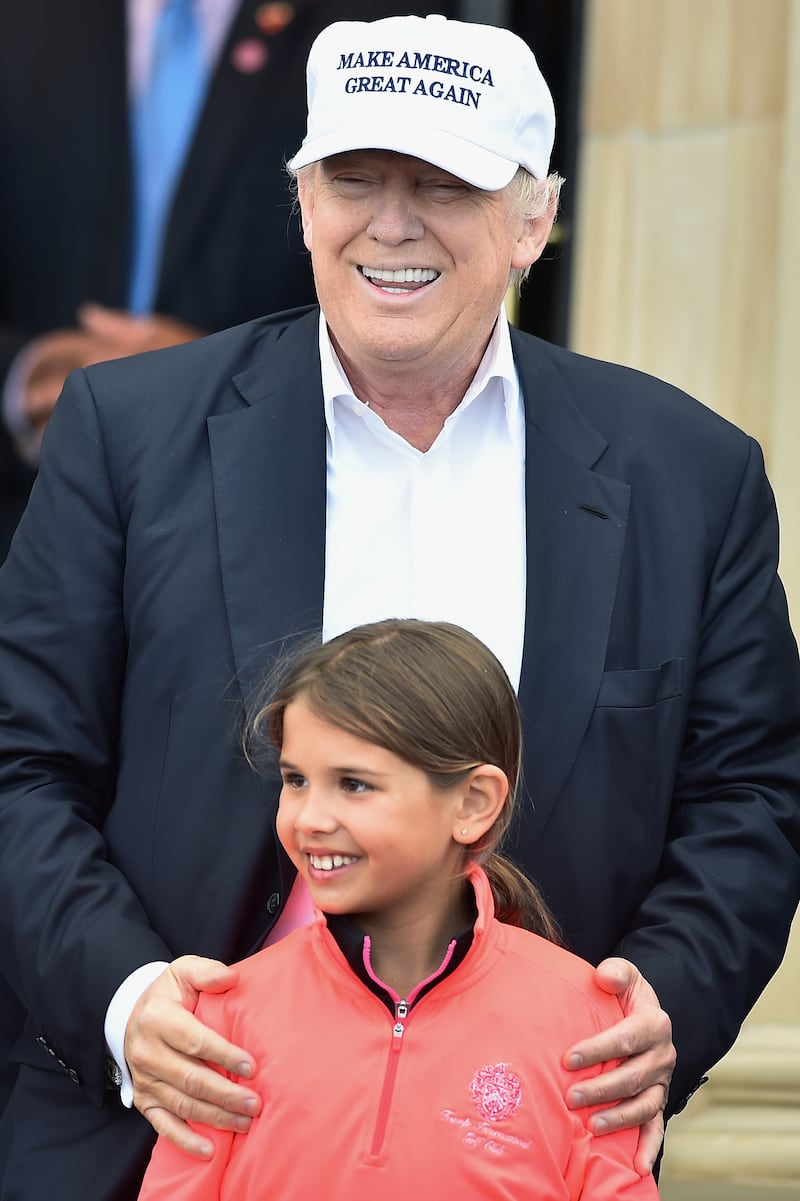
left=266, top=892, right=280, bottom=914
left=67, top=1068, right=81, bottom=1085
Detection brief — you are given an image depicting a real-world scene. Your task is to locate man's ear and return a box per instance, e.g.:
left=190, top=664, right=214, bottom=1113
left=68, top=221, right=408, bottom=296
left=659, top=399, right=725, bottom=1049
left=296, top=168, right=315, bottom=253
left=452, top=765, right=508, bottom=846
left=511, top=192, right=558, bottom=273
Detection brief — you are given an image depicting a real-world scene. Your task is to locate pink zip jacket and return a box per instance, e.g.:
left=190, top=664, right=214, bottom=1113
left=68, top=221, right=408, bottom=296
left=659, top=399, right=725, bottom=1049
left=138, top=866, right=659, bottom=1200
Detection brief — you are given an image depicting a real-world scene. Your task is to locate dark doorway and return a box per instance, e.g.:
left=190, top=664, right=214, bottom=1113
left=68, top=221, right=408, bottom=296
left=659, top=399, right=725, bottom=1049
left=509, top=1, right=585, bottom=346
left=459, top=1, right=586, bottom=346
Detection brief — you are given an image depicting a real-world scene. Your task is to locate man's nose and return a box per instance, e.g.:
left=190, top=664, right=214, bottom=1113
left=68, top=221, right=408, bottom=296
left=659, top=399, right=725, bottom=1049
left=366, top=192, right=425, bottom=244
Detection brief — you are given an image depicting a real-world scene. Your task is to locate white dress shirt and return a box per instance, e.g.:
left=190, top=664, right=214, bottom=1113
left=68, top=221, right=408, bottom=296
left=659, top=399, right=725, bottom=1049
left=322, top=309, right=527, bottom=689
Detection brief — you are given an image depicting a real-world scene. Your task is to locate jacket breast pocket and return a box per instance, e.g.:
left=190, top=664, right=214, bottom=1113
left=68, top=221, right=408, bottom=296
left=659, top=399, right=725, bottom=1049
left=595, top=658, right=684, bottom=709
left=555, top=657, right=687, bottom=901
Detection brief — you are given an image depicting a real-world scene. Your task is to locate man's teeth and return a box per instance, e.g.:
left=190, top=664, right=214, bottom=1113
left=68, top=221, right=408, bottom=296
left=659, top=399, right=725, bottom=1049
left=309, top=853, right=358, bottom=871
left=361, top=267, right=439, bottom=284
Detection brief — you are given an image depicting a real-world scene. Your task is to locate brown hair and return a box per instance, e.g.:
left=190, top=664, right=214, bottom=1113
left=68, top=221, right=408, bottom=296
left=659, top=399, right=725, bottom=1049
left=247, top=619, right=559, bottom=941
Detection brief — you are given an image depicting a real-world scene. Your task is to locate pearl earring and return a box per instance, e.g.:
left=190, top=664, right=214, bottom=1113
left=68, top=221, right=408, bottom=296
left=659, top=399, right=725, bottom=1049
left=460, top=827, right=469, bottom=837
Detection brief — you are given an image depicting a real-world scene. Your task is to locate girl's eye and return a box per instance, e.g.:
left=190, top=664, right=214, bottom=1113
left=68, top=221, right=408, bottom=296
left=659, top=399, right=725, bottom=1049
left=341, top=777, right=370, bottom=794
left=282, top=772, right=306, bottom=790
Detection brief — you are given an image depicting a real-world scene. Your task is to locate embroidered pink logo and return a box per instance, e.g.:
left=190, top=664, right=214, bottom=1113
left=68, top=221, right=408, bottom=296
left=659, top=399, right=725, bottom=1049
left=469, top=1063, right=523, bottom=1123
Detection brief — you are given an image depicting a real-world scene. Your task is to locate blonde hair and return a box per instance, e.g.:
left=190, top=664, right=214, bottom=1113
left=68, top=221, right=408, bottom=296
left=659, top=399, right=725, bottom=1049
left=507, top=166, right=565, bottom=291
left=247, top=619, right=559, bottom=941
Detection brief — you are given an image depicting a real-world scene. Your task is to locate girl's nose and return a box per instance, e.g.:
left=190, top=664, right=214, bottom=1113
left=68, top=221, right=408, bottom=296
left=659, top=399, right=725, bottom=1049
left=294, top=789, right=338, bottom=834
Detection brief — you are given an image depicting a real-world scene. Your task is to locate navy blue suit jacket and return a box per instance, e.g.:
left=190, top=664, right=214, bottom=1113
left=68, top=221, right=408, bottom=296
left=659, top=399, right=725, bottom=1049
left=0, top=308, right=798, bottom=1199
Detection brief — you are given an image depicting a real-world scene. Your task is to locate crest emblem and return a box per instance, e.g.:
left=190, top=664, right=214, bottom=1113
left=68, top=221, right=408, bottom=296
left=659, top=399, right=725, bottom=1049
left=469, top=1063, right=523, bottom=1123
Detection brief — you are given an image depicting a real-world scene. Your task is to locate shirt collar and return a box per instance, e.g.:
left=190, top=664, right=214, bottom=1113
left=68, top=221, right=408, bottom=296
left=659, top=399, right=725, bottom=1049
left=324, top=908, right=475, bottom=1014
left=319, top=308, right=520, bottom=452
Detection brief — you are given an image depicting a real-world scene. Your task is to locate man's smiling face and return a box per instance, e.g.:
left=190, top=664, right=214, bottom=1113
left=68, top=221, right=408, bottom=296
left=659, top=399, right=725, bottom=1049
left=296, top=150, right=542, bottom=384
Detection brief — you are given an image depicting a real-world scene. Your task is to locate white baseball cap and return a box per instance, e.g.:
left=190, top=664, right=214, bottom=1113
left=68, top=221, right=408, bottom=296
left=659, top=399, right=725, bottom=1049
left=288, top=14, right=556, bottom=190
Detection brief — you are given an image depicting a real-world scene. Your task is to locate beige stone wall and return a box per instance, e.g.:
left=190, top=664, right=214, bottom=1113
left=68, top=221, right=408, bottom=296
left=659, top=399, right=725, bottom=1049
left=569, top=0, right=800, bottom=1185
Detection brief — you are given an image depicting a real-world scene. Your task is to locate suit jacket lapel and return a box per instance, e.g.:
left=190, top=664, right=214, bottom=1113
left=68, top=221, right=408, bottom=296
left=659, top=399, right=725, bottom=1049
left=512, top=330, right=630, bottom=834
left=208, top=312, right=326, bottom=707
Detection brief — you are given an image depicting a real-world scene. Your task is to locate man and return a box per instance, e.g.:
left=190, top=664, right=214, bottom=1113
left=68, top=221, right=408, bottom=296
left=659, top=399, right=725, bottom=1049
left=0, top=14, right=798, bottom=1201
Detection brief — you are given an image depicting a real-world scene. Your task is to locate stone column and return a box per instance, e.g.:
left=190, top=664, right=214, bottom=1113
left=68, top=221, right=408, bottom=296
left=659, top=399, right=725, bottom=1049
left=569, top=0, right=800, bottom=1186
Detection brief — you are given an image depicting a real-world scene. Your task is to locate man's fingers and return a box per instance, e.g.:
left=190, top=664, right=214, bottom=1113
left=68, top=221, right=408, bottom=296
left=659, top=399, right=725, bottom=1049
left=76, top=303, right=147, bottom=346
left=566, top=1022, right=636, bottom=1071
left=77, top=302, right=129, bottom=331
left=126, top=957, right=260, bottom=1148
left=130, top=1018, right=261, bottom=1142
left=566, top=1006, right=673, bottom=1071
left=132, top=1021, right=259, bottom=1110
left=138, top=1106, right=215, bottom=1161
left=633, top=1113, right=666, bottom=1176
left=171, top=1017, right=255, bottom=1081
left=128, top=996, right=256, bottom=1086
left=78, top=303, right=202, bottom=352
left=132, top=996, right=254, bottom=1082
left=567, top=1058, right=649, bottom=1109
left=136, top=1069, right=258, bottom=1131
left=591, top=955, right=638, bottom=997
left=168, top=954, right=241, bottom=1000
left=579, top=1082, right=666, bottom=1131
left=563, top=959, right=673, bottom=1154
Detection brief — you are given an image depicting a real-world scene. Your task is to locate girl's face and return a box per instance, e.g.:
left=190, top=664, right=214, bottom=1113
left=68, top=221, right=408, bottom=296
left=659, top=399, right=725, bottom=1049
left=276, top=700, right=469, bottom=940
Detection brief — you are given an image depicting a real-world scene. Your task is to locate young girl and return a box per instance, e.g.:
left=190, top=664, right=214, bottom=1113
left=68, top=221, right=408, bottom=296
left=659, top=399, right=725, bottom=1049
left=138, top=619, right=658, bottom=1200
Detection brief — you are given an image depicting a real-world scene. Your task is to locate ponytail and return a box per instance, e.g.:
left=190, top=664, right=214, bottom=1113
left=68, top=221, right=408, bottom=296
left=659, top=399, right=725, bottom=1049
left=482, top=852, right=562, bottom=944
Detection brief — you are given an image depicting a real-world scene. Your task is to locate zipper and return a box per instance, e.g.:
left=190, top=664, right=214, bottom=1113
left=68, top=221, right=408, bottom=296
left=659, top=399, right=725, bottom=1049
left=361, top=934, right=458, bottom=1160
left=369, top=999, right=409, bottom=1157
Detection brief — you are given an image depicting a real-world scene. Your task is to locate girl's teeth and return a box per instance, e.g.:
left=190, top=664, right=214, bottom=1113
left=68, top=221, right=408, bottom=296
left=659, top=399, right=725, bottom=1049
left=309, top=854, right=357, bottom=871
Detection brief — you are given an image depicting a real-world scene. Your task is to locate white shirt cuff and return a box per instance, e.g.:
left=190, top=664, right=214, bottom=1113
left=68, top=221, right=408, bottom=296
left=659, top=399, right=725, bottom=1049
left=104, top=961, right=169, bottom=1108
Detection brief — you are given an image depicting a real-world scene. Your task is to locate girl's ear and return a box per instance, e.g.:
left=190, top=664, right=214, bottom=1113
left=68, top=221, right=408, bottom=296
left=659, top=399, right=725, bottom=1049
left=452, top=765, right=508, bottom=845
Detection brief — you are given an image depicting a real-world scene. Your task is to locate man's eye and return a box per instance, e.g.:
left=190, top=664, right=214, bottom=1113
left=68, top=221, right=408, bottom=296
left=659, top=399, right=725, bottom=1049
left=422, top=181, right=467, bottom=199
left=334, top=175, right=374, bottom=191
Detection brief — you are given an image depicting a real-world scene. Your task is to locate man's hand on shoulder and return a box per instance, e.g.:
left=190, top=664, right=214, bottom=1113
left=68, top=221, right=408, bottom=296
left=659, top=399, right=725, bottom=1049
left=125, top=955, right=261, bottom=1159
left=563, top=957, right=675, bottom=1175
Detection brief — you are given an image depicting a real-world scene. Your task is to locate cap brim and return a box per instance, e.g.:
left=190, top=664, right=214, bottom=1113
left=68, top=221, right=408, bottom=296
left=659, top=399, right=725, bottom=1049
left=287, top=123, right=519, bottom=192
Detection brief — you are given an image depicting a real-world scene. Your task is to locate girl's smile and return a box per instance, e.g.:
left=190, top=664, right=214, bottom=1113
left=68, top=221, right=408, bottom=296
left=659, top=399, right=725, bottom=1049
left=276, top=699, right=471, bottom=953
left=306, top=852, right=360, bottom=872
